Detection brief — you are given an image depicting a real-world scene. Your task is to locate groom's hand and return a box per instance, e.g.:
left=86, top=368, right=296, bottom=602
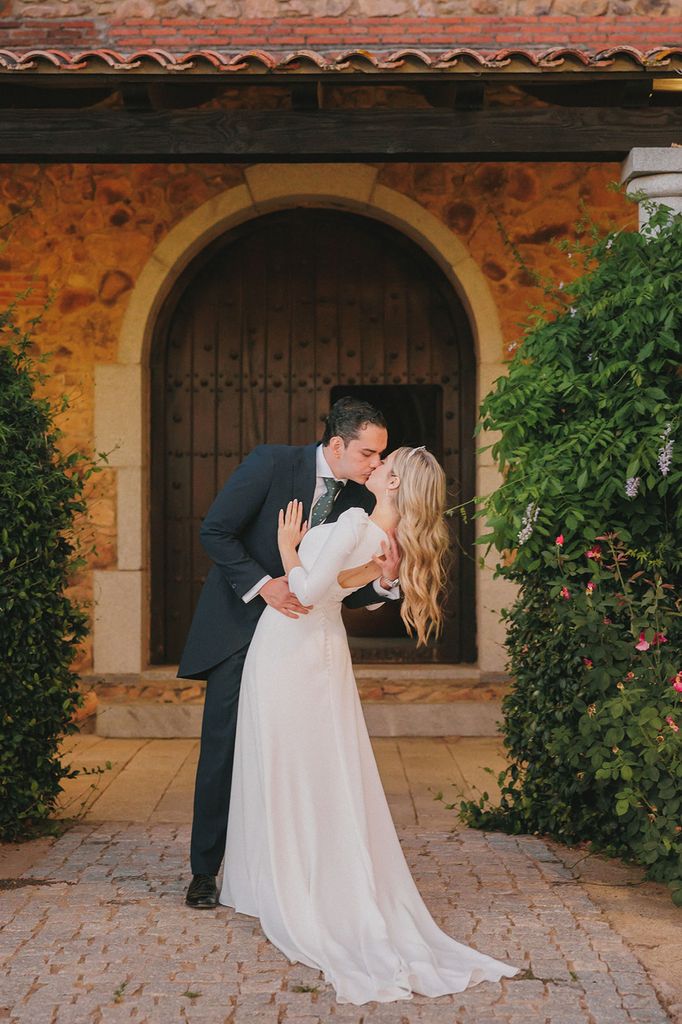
left=260, top=577, right=312, bottom=619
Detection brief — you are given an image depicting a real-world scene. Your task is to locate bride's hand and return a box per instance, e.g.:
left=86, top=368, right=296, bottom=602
left=278, top=499, right=308, bottom=551
left=371, top=530, right=401, bottom=586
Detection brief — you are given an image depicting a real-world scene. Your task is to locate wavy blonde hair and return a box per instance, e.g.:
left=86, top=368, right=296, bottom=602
left=390, top=447, right=450, bottom=647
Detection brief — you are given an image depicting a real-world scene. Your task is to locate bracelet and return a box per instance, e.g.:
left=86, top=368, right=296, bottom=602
left=380, top=576, right=400, bottom=589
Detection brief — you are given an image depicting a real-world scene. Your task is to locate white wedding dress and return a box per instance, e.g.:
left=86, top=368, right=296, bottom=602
left=219, top=507, right=518, bottom=1004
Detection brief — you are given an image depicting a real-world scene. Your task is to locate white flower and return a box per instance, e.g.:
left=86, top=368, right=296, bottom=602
left=569, top=307, right=577, bottom=317
left=658, top=423, right=674, bottom=476
left=605, top=238, right=613, bottom=250
left=517, top=502, right=540, bottom=545
left=625, top=476, right=640, bottom=499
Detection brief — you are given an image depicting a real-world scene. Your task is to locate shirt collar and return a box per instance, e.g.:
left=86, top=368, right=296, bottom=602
left=316, top=444, right=346, bottom=484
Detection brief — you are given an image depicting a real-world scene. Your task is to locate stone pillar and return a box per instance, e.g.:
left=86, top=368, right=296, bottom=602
left=621, top=147, right=682, bottom=228
left=93, top=364, right=146, bottom=674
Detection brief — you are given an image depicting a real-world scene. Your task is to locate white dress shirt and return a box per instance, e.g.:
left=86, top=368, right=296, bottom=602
left=241, top=445, right=398, bottom=604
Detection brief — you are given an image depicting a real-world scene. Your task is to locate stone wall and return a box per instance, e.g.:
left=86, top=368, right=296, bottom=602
left=0, top=159, right=634, bottom=669
left=4, top=0, right=677, bottom=19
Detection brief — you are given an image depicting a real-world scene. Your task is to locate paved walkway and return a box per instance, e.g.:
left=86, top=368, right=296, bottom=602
left=51, top=735, right=507, bottom=830
left=1, top=822, right=671, bottom=1024
left=1, top=737, right=679, bottom=1023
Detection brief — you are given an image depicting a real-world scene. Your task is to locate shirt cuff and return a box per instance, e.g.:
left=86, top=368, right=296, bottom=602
left=373, top=578, right=400, bottom=600
left=242, top=575, right=272, bottom=603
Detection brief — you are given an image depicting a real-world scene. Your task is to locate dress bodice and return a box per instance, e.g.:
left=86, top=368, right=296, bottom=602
left=288, top=507, right=387, bottom=609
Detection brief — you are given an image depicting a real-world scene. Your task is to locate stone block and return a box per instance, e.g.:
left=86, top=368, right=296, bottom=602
left=94, top=364, right=143, bottom=468
left=93, top=570, right=144, bottom=674
left=116, top=466, right=143, bottom=571
left=96, top=701, right=203, bottom=738
left=246, top=163, right=378, bottom=209
left=363, top=700, right=503, bottom=736
left=621, top=147, right=682, bottom=181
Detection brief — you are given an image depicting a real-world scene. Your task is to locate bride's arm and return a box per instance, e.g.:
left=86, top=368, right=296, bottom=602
left=282, top=507, right=367, bottom=606
left=339, top=533, right=397, bottom=591
left=337, top=560, right=381, bottom=590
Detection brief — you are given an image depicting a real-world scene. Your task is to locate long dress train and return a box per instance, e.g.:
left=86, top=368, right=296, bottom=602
left=219, top=507, right=518, bottom=1005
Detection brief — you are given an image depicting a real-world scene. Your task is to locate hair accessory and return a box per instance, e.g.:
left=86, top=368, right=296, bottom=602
left=405, top=445, right=427, bottom=461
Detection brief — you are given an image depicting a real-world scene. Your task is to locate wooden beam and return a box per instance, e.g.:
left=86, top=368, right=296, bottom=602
left=290, top=82, right=321, bottom=110
left=1, top=107, right=681, bottom=161
left=120, top=85, right=154, bottom=111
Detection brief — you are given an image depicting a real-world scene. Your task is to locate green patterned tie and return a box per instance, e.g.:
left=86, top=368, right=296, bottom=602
left=310, top=477, right=343, bottom=527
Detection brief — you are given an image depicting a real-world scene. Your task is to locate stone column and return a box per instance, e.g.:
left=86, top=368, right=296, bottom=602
left=621, top=147, right=682, bottom=228
left=93, top=364, right=145, bottom=674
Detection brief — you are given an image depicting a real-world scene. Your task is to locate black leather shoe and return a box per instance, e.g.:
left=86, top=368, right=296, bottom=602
left=185, top=874, right=219, bottom=909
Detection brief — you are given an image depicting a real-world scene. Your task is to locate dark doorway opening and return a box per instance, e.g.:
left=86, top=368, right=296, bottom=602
left=331, top=384, right=443, bottom=452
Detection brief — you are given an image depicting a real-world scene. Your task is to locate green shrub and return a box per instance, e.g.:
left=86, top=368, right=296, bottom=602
left=460, top=204, right=682, bottom=904
left=0, top=308, right=97, bottom=839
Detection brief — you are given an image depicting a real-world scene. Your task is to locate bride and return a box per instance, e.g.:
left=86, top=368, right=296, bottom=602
left=219, top=446, right=519, bottom=1004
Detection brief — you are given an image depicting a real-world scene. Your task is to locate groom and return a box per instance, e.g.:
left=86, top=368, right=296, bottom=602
left=178, top=397, right=401, bottom=909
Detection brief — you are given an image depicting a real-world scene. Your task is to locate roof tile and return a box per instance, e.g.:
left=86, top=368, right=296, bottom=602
left=0, top=14, right=680, bottom=76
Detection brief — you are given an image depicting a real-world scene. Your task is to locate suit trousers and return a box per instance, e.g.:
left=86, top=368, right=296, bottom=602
left=190, top=643, right=249, bottom=876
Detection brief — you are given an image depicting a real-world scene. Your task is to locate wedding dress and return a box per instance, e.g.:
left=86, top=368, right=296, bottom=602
left=219, top=507, right=518, bottom=1004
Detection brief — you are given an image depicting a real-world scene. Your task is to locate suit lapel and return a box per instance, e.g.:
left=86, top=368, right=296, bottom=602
left=294, top=443, right=319, bottom=524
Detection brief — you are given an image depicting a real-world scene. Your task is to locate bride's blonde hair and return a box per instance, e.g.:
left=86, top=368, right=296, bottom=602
left=390, top=447, right=450, bottom=647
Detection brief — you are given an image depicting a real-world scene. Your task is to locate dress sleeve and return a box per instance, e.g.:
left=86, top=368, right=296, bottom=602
left=288, top=508, right=367, bottom=606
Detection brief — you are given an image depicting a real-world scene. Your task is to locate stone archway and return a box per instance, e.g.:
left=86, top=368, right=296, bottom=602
left=93, top=165, right=512, bottom=675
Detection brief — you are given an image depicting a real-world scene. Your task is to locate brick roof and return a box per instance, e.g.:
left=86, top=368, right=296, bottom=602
left=0, top=16, right=680, bottom=75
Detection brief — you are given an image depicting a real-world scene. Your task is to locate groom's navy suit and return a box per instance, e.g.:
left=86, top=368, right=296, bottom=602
left=178, top=441, right=384, bottom=875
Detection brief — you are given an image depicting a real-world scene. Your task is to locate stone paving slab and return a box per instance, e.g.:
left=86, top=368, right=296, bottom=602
left=0, top=824, right=671, bottom=1024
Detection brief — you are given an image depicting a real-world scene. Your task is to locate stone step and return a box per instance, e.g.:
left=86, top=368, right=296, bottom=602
left=82, top=664, right=509, bottom=739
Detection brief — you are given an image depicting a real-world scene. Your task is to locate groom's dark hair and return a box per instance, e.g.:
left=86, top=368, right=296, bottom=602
left=322, top=397, right=386, bottom=446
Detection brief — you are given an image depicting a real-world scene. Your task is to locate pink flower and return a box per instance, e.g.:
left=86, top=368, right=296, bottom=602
left=560, top=586, right=570, bottom=599
left=665, top=716, right=679, bottom=733
left=555, top=534, right=564, bottom=547
left=653, top=632, right=668, bottom=646
left=586, top=581, right=596, bottom=594
left=626, top=672, right=635, bottom=680
left=672, top=672, right=682, bottom=694
left=635, top=632, right=650, bottom=652
left=586, top=546, right=602, bottom=560
left=582, top=657, right=594, bottom=669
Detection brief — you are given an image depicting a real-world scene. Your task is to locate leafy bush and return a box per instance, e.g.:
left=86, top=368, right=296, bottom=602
left=460, top=204, right=682, bottom=903
left=0, top=308, right=96, bottom=840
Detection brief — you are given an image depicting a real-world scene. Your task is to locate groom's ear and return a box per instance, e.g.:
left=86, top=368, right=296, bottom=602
left=327, top=436, right=345, bottom=460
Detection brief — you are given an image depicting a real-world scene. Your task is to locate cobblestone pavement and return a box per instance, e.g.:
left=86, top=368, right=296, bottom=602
left=1, top=823, right=671, bottom=1024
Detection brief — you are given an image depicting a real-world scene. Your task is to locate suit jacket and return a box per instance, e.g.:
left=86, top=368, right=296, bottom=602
left=177, top=442, right=382, bottom=679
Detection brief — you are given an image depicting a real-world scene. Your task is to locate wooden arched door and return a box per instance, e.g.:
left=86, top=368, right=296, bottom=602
left=151, top=209, right=476, bottom=665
